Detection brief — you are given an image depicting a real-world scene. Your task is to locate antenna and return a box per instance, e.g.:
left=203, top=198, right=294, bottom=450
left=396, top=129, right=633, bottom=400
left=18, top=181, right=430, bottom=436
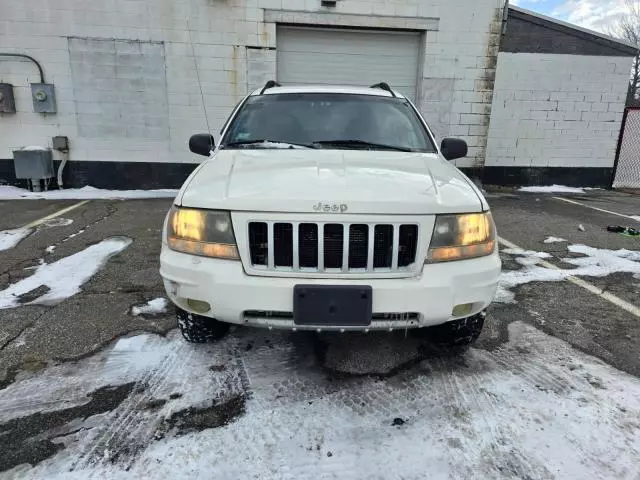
left=187, top=20, right=214, bottom=153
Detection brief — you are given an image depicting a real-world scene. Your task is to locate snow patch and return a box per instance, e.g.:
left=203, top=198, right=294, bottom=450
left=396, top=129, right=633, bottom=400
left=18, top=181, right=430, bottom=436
left=502, top=248, right=552, bottom=258
left=497, top=244, right=640, bottom=303
left=0, top=236, right=132, bottom=309
left=544, top=236, right=567, bottom=244
left=4, top=323, right=640, bottom=479
left=248, top=140, right=312, bottom=149
left=519, top=185, right=588, bottom=193
left=131, top=298, right=169, bottom=316
left=0, top=185, right=178, bottom=200
left=45, top=245, right=56, bottom=254
left=0, top=228, right=32, bottom=252
left=41, top=217, right=74, bottom=228
left=19, top=145, right=48, bottom=151
left=631, top=216, right=640, bottom=222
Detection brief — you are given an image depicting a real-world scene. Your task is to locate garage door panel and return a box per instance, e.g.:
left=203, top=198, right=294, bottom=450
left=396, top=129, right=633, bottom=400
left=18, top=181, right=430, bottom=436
left=279, top=36, right=419, bottom=56
left=276, top=26, right=421, bottom=101
left=279, top=52, right=418, bottom=74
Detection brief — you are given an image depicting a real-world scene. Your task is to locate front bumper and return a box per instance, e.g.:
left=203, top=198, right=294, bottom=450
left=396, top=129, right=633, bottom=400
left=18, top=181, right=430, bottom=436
left=160, top=245, right=501, bottom=331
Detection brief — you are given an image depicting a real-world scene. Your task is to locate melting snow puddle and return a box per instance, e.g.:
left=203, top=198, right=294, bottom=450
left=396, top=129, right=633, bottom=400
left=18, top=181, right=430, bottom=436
left=0, top=228, right=32, bottom=252
left=1, top=323, right=640, bottom=479
left=497, top=243, right=640, bottom=303
left=0, top=237, right=132, bottom=309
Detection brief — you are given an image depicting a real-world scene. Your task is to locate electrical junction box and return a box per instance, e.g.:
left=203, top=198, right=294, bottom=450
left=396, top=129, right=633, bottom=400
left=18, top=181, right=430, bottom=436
left=31, top=83, right=56, bottom=113
left=13, top=148, right=54, bottom=180
left=0, top=83, right=16, bottom=113
left=52, top=135, right=69, bottom=152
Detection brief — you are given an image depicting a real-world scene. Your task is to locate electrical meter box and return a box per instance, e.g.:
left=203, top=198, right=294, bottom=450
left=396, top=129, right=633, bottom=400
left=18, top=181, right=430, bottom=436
left=31, top=83, right=57, bottom=113
left=13, top=148, right=54, bottom=180
left=0, top=83, right=16, bottom=113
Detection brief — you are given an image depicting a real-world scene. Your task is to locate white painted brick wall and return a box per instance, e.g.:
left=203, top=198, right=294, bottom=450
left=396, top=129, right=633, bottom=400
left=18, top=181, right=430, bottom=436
left=0, top=0, right=504, bottom=168
left=486, top=53, right=631, bottom=169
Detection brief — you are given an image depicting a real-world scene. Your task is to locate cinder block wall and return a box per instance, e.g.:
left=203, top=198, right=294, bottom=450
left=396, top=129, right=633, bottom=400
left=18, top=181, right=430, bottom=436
left=0, top=0, right=505, bottom=179
left=486, top=53, right=630, bottom=170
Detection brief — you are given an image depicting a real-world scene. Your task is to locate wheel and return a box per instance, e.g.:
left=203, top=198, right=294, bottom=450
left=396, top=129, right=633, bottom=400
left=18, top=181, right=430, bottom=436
left=414, top=311, right=486, bottom=348
left=176, top=307, right=230, bottom=343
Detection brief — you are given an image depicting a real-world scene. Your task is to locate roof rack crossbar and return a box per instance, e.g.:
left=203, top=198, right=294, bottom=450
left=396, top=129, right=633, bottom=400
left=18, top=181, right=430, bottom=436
left=260, top=80, right=281, bottom=94
left=370, top=82, right=396, bottom=97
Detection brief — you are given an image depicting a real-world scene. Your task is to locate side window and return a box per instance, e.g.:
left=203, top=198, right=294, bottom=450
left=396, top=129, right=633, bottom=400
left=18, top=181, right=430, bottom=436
left=219, top=98, right=247, bottom=137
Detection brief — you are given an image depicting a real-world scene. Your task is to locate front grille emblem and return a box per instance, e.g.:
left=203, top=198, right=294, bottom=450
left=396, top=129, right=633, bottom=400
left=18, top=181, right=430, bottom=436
left=313, top=202, right=348, bottom=213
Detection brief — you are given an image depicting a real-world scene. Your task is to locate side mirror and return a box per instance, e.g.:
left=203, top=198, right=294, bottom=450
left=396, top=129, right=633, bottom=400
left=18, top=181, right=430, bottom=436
left=440, top=138, right=468, bottom=161
left=189, top=134, right=215, bottom=157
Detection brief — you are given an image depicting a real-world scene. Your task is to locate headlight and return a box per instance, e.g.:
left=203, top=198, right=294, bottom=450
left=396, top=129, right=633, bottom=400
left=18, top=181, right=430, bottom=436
left=167, top=207, right=239, bottom=260
left=427, top=212, right=496, bottom=263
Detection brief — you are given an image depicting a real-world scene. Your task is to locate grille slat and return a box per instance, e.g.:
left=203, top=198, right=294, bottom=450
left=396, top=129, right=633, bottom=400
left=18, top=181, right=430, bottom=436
left=373, top=225, right=394, bottom=268
left=248, top=221, right=418, bottom=273
left=273, top=223, right=293, bottom=267
left=323, top=224, right=344, bottom=269
left=248, top=222, right=268, bottom=266
left=398, top=225, right=419, bottom=267
left=348, top=224, right=369, bottom=269
left=299, top=223, right=318, bottom=268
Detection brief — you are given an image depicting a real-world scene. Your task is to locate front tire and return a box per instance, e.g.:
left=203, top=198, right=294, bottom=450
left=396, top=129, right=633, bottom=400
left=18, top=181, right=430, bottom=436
left=176, top=307, right=230, bottom=343
left=415, top=311, right=486, bottom=348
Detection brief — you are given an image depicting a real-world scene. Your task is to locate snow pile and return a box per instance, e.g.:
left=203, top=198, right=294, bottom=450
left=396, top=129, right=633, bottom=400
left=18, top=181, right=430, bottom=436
left=518, top=185, right=588, bottom=193
left=0, top=185, right=178, bottom=200
left=0, top=228, right=32, bottom=252
left=497, top=244, right=640, bottom=303
left=0, top=236, right=132, bottom=309
left=131, top=298, right=169, bottom=316
left=544, top=236, right=567, bottom=244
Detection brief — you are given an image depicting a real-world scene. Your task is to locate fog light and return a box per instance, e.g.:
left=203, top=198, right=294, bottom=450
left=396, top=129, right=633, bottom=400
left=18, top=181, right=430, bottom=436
left=186, top=298, right=211, bottom=314
left=452, top=303, right=473, bottom=317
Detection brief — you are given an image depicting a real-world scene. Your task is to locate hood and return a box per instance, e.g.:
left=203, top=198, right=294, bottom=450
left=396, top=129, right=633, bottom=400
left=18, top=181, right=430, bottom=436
left=177, top=150, right=484, bottom=215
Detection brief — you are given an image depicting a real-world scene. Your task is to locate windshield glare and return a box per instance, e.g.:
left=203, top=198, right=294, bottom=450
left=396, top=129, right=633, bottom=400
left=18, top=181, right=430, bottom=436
left=223, top=93, right=435, bottom=152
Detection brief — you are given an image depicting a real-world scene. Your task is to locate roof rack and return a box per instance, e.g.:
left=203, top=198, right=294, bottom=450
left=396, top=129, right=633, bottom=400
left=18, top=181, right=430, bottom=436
left=260, top=80, right=281, bottom=94
left=370, top=82, right=396, bottom=98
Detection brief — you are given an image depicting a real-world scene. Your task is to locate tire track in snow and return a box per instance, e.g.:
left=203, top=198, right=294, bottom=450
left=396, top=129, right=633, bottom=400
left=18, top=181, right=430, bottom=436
left=435, top=356, right=480, bottom=468
left=69, top=336, right=181, bottom=471
left=465, top=364, right=542, bottom=479
left=114, top=343, right=196, bottom=471
left=489, top=345, right=577, bottom=395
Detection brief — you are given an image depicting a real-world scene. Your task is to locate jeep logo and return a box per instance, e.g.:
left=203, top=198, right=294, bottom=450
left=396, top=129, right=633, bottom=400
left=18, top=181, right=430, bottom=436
left=313, top=202, right=348, bottom=213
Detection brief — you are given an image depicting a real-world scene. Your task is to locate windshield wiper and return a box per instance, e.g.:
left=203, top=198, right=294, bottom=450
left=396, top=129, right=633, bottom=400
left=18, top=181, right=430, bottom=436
left=225, top=139, right=316, bottom=149
left=313, top=139, right=413, bottom=152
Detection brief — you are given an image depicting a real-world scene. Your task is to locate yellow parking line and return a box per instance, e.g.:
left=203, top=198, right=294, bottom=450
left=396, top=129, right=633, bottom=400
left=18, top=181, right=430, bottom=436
left=22, top=200, right=91, bottom=229
left=499, top=236, right=640, bottom=318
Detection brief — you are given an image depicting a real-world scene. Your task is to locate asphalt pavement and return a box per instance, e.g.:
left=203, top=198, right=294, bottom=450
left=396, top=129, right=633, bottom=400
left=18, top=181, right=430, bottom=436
left=0, top=189, right=639, bottom=478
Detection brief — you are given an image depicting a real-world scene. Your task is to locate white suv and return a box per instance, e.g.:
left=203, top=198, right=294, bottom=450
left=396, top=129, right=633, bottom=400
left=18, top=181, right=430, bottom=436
left=160, top=82, right=501, bottom=348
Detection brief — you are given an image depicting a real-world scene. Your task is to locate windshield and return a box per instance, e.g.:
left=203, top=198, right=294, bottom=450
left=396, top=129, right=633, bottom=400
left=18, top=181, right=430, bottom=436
left=222, top=93, right=436, bottom=152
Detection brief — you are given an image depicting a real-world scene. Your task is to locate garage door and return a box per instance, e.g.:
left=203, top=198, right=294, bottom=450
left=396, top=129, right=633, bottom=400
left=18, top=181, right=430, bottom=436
left=276, top=26, right=422, bottom=101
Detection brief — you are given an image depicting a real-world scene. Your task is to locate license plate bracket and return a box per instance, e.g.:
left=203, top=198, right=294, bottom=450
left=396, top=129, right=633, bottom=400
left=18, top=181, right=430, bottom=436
left=293, top=285, right=372, bottom=326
